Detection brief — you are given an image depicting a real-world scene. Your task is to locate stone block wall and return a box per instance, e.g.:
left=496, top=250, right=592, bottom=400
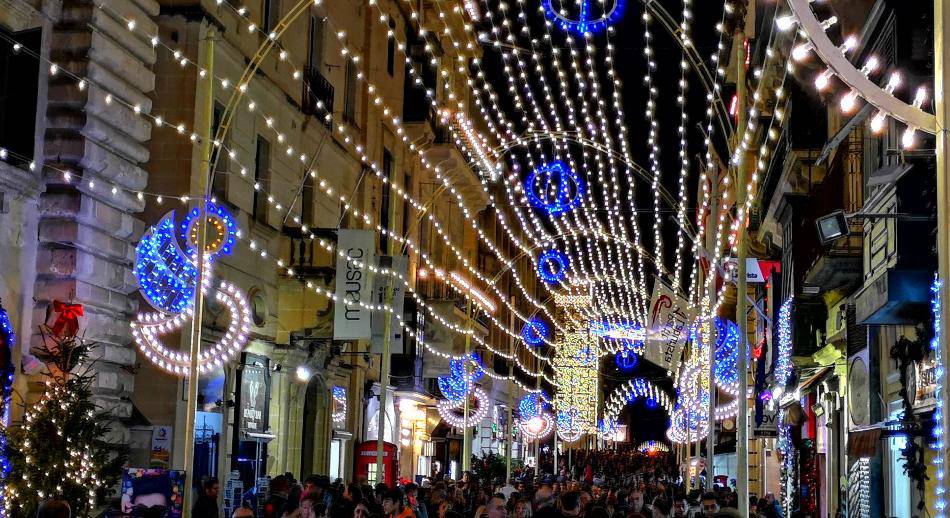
left=35, top=0, right=160, bottom=434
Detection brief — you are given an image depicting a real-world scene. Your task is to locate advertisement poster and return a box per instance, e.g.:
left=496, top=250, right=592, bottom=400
left=149, top=426, right=173, bottom=468
left=239, top=354, right=270, bottom=435
left=333, top=229, right=376, bottom=340
left=120, top=468, right=185, bottom=516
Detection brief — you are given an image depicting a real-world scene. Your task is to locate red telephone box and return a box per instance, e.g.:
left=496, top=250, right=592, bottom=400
left=355, top=441, right=397, bottom=485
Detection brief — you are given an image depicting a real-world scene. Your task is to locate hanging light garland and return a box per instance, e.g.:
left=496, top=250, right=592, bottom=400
left=537, top=249, right=570, bottom=284
left=930, top=278, right=946, bottom=518
left=0, top=303, right=14, bottom=517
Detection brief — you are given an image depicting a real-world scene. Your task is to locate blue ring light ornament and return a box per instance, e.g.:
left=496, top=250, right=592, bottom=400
left=540, top=0, right=625, bottom=36
left=180, top=201, right=238, bottom=260
left=537, top=249, right=569, bottom=283
left=437, top=353, right=485, bottom=401
left=525, top=161, right=586, bottom=216
left=518, top=393, right=548, bottom=419
left=614, top=348, right=639, bottom=371
left=521, top=319, right=549, bottom=346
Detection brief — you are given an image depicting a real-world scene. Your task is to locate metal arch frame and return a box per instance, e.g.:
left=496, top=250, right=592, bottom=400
left=787, top=0, right=937, bottom=134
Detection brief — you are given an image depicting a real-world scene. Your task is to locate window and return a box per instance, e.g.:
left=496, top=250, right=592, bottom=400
left=380, top=149, right=394, bottom=252
left=386, top=19, right=396, bottom=76
left=211, top=101, right=229, bottom=201
left=302, top=173, right=314, bottom=225
left=262, top=0, right=281, bottom=33
left=308, top=15, right=324, bottom=72
left=401, top=171, right=411, bottom=237
left=0, top=27, right=40, bottom=166
left=344, top=59, right=358, bottom=122
left=253, top=136, right=271, bottom=224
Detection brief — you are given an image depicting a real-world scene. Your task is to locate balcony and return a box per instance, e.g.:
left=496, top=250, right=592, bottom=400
left=283, top=225, right=335, bottom=280
left=302, top=66, right=334, bottom=127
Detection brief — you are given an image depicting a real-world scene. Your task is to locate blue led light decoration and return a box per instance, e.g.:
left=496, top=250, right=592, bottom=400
left=518, top=393, right=547, bottom=419
left=540, top=0, right=625, bottom=36
left=0, top=303, right=15, bottom=515
left=132, top=202, right=252, bottom=377
left=525, top=161, right=585, bottom=216
left=598, top=418, right=620, bottom=438
left=437, top=353, right=484, bottom=401
left=521, top=319, right=549, bottom=346
left=614, top=349, right=639, bottom=372
left=775, top=298, right=794, bottom=389
left=713, top=317, right=741, bottom=387
left=930, top=278, right=946, bottom=518
left=537, top=249, right=569, bottom=283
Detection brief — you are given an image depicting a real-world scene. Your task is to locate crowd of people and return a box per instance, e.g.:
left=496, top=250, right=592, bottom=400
left=181, top=450, right=786, bottom=518
left=30, top=450, right=787, bottom=518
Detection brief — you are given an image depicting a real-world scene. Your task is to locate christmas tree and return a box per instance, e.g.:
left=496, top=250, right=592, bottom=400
left=2, top=326, right=127, bottom=517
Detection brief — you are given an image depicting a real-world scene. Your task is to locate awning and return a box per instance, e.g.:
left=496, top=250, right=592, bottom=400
left=800, top=366, right=834, bottom=392
left=848, top=426, right=882, bottom=458
left=816, top=103, right=874, bottom=165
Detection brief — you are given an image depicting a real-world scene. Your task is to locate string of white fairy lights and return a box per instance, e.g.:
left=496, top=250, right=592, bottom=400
left=0, top=21, right=564, bottom=376
left=105, top=2, right=574, bottom=338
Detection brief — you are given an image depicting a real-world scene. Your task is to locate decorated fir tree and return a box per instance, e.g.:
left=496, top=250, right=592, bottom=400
left=2, top=326, right=126, bottom=517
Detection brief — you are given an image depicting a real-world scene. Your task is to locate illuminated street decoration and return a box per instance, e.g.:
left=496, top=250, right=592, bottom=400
left=437, top=353, right=484, bottom=401
left=554, top=333, right=599, bottom=442
left=438, top=109, right=499, bottom=180
left=518, top=392, right=546, bottom=419
left=930, top=279, right=946, bottom=518
left=332, top=386, right=348, bottom=425
left=520, top=413, right=554, bottom=441
left=437, top=386, right=490, bottom=428
left=437, top=354, right=489, bottom=427
left=637, top=441, right=670, bottom=454
left=521, top=319, right=549, bottom=346
left=537, top=249, right=569, bottom=283
left=518, top=392, right=554, bottom=440
left=449, top=272, right=497, bottom=313
left=598, top=418, right=620, bottom=439
left=775, top=298, right=794, bottom=390
left=602, top=377, right=673, bottom=426
left=131, top=203, right=251, bottom=376
left=713, top=317, right=741, bottom=388
left=540, top=0, right=625, bottom=36
left=525, top=161, right=585, bottom=217
left=614, top=349, right=638, bottom=372
left=0, top=302, right=14, bottom=510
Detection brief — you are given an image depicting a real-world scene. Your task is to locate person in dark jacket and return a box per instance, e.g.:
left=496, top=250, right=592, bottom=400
left=192, top=477, right=220, bottom=518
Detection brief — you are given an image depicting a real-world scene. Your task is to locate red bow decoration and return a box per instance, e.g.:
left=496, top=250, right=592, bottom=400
left=50, top=300, right=84, bottom=337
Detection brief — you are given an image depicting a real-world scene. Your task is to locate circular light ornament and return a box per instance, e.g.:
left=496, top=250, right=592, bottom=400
left=525, top=161, right=585, bottom=216
left=521, top=319, right=549, bottom=346
left=537, top=249, right=569, bottom=283
left=556, top=409, right=586, bottom=442
left=180, top=202, right=238, bottom=260
left=437, top=386, right=490, bottom=427
left=520, top=412, right=555, bottom=440
left=614, top=349, right=639, bottom=371
left=540, top=0, right=626, bottom=36
left=518, top=392, right=547, bottom=419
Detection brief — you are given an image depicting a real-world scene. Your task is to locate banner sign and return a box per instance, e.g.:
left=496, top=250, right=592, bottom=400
left=238, top=354, right=270, bottom=435
left=643, top=280, right=694, bottom=374
left=371, top=255, right=408, bottom=353
left=334, top=229, right=376, bottom=340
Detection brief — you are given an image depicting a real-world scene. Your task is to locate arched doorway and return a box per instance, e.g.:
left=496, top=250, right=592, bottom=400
left=301, top=375, right=330, bottom=477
